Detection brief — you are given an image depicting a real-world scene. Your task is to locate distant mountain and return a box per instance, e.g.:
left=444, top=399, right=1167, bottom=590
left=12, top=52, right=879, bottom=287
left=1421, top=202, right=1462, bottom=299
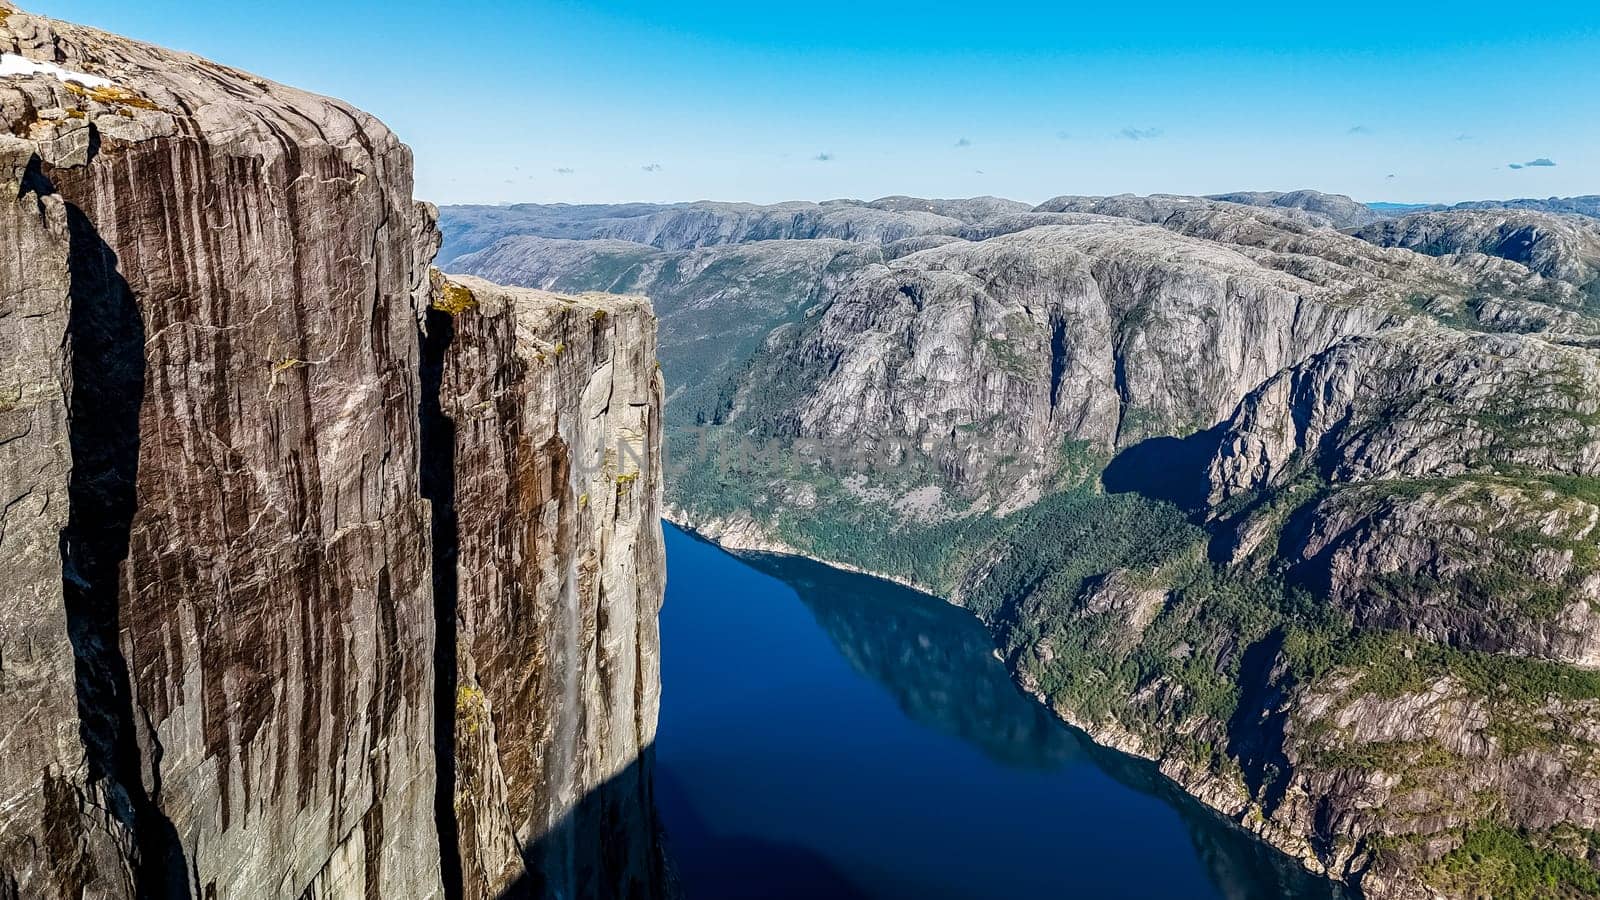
left=1366, top=202, right=1441, bottom=213
left=1206, top=189, right=1388, bottom=228
left=438, top=199, right=968, bottom=265
left=1450, top=195, right=1600, bottom=219
left=1354, top=209, right=1600, bottom=294
left=440, top=192, right=1600, bottom=269
left=1364, top=197, right=1600, bottom=221
left=440, top=201, right=680, bottom=262
left=864, top=194, right=1034, bottom=221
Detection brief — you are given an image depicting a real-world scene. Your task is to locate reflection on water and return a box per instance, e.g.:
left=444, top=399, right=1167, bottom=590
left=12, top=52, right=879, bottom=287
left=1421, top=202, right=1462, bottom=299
left=757, top=554, right=1077, bottom=770
left=660, top=524, right=1350, bottom=900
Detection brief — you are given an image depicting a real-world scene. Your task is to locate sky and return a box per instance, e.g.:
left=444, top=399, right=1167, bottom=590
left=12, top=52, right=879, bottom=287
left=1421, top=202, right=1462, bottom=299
left=31, top=0, right=1600, bottom=207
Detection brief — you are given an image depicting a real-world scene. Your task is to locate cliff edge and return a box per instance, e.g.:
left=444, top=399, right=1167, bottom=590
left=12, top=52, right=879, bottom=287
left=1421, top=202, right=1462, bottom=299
left=0, top=5, right=666, bottom=899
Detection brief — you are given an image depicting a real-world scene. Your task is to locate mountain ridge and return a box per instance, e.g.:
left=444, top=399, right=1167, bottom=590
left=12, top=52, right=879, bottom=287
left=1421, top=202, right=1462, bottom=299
left=439, top=189, right=1600, bottom=268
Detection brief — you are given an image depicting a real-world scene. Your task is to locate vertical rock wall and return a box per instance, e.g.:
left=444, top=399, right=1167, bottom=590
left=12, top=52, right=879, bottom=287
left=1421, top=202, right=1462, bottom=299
left=0, top=5, right=443, bottom=897
left=0, top=6, right=667, bottom=900
left=427, top=274, right=667, bottom=900
left=0, top=127, right=136, bottom=900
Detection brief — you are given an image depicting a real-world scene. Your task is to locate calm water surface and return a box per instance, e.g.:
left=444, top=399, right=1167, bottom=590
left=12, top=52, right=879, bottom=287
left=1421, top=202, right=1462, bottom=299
left=656, top=523, right=1349, bottom=900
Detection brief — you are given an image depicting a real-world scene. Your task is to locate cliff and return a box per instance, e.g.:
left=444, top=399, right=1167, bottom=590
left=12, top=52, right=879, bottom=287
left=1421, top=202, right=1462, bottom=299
left=424, top=274, right=666, bottom=898
left=0, top=6, right=665, bottom=899
left=451, top=192, right=1600, bottom=898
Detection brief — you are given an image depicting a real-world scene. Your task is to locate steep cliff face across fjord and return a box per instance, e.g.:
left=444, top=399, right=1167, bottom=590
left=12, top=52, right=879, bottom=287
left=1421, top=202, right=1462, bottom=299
left=449, top=193, right=1600, bottom=898
left=0, top=6, right=667, bottom=899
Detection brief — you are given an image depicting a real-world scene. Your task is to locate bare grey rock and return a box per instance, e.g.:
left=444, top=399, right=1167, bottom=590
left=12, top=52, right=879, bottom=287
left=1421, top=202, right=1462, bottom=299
left=725, top=221, right=1392, bottom=514
left=588, top=201, right=961, bottom=251
left=1354, top=208, right=1600, bottom=290
left=1208, top=190, right=1389, bottom=229
left=863, top=194, right=1034, bottom=221
left=0, top=124, right=135, bottom=900
left=1033, top=192, right=1318, bottom=225
left=1207, top=325, right=1600, bottom=502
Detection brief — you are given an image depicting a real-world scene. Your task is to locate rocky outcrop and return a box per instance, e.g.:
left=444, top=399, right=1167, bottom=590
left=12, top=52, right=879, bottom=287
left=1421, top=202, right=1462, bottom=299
left=1282, top=477, right=1600, bottom=666
left=0, top=6, right=667, bottom=900
left=449, top=235, right=861, bottom=426
left=1208, top=325, right=1600, bottom=501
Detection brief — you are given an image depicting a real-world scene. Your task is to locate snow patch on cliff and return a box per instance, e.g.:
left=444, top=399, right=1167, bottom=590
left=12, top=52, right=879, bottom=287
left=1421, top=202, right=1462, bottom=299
left=0, top=53, right=113, bottom=89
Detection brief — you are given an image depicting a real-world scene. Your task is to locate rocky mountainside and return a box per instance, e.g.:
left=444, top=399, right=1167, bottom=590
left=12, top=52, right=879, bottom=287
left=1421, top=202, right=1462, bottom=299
left=449, top=189, right=1600, bottom=898
left=1451, top=196, right=1600, bottom=220
left=436, top=200, right=966, bottom=266
left=1354, top=209, right=1600, bottom=298
left=1207, top=190, right=1388, bottom=229
left=0, top=6, right=666, bottom=900
left=440, top=192, right=1600, bottom=274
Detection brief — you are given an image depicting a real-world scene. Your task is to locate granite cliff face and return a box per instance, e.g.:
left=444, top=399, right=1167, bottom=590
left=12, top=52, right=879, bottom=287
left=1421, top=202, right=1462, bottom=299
left=0, top=7, right=666, bottom=900
left=450, top=190, right=1600, bottom=898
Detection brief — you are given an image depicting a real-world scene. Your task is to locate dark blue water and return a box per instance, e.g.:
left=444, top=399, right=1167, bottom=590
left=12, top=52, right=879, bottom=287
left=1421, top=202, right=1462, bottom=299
left=656, top=523, right=1350, bottom=900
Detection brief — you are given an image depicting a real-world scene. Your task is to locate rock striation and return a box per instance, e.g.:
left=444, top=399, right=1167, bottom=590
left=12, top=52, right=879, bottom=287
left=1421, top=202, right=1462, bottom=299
left=0, top=6, right=667, bottom=900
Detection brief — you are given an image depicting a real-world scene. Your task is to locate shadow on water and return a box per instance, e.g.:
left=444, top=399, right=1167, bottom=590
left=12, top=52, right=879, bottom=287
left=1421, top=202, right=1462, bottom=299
left=656, top=769, right=868, bottom=900
left=732, top=543, right=1353, bottom=900
left=1101, top=423, right=1228, bottom=512
left=39, top=160, right=192, bottom=898
left=493, top=748, right=670, bottom=900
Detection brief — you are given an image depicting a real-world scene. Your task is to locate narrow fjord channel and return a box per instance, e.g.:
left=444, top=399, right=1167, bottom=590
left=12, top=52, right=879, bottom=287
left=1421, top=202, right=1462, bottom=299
left=656, top=524, right=1350, bottom=900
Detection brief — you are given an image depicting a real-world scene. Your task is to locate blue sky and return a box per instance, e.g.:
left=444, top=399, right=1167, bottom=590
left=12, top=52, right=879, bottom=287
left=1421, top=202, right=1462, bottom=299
left=33, top=0, right=1600, bottom=206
